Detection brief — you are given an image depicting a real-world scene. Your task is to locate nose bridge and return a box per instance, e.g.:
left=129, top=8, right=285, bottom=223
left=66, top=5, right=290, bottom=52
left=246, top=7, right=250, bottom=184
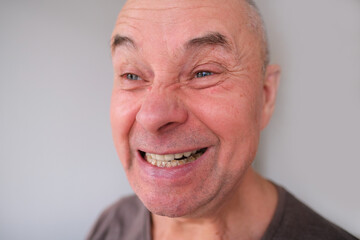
left=146, top=85, right=176, bottom=115
left=136, top=83, right=187, bottom=133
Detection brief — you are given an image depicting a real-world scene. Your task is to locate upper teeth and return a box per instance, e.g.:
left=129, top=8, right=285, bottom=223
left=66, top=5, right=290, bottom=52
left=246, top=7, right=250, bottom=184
left=146, top=150, right=197, bottom=161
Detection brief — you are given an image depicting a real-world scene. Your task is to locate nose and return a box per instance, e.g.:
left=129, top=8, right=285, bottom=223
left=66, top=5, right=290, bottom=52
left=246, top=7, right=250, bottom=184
left=136, top=87, right=188, bottom=134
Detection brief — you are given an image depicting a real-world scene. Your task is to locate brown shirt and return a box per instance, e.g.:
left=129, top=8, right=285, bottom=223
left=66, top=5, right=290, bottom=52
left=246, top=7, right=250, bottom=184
left=87, top=186, right=358, bottom=240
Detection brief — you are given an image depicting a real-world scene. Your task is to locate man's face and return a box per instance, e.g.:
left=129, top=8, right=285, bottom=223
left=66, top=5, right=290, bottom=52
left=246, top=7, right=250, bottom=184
left=110, top=0, right=277, bottom=217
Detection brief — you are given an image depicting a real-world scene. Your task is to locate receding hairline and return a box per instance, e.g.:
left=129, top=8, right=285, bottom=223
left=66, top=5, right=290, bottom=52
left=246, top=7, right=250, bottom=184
left=243, top=0, right=269, bottom=71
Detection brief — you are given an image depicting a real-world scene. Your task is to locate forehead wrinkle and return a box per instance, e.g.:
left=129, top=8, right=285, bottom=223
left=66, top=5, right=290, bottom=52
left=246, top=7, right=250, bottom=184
left=121, top=4, right=218, bottom=12
left=113, top=1, right=250, bottom=71
left=118, top=3, right=220, bottom=25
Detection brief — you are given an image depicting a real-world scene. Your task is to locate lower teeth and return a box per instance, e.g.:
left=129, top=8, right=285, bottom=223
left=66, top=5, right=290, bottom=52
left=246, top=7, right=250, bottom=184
left=146, top=153, right=202, bottom=167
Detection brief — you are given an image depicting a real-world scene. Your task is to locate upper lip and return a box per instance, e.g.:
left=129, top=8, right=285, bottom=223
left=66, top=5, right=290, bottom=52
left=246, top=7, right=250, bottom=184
left=138, top=147, right=207, bottom=155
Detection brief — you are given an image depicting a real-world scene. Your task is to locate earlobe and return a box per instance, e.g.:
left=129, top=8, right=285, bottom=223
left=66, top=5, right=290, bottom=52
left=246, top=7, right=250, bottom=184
left=260, top=64, right=281, bottom=130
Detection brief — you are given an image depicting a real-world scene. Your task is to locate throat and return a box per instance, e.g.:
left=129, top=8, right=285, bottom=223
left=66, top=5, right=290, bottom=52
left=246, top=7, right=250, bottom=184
left=151, top=213, right=230, bottom=240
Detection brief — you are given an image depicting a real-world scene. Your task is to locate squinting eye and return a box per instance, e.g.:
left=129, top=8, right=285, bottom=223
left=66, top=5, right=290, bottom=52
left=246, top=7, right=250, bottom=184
left=195, top=71, right=213, bottom=78
left=125, top=73, right=141, bottom=80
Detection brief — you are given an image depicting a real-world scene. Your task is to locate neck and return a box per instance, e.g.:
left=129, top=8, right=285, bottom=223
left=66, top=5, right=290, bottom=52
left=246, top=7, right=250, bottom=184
left=151, top=168, right=278, bottom=240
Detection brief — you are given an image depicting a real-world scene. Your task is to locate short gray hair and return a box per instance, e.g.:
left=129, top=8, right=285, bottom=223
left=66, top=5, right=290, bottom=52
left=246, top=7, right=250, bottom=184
left=244, top=0, right=269, bottom=72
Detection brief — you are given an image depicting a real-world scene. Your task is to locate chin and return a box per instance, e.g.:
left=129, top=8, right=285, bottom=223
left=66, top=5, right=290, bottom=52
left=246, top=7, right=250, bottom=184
left=134, top=186, right=208, bottom=218
left=148, top=206, right=188, bottom=218
left=138, top=193, right=193, bottom=218
left=137, top=185, right=225, bottom=219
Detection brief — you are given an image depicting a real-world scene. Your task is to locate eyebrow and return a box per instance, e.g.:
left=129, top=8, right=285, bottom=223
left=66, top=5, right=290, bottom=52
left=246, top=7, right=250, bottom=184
left=185, top=32, right=231, bottom=51
left=111, top=32, right=231, bottom=53
left=111, top=34, right=136, bottom=51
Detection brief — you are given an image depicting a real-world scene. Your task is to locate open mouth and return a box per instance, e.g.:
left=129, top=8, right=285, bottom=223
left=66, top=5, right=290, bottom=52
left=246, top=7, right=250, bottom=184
left=139, top=148, right=207, bottom=168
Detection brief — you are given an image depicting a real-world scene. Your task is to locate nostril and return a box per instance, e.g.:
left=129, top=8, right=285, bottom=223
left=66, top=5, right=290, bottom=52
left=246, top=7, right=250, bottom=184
left=158, top=122, right=176, bottom=131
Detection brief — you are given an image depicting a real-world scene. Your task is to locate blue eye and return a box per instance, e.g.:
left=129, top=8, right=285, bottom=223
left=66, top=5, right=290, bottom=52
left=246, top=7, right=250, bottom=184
left=195, top=71, right=213, bottom=78
left=126, top=73, right=141, bottom=80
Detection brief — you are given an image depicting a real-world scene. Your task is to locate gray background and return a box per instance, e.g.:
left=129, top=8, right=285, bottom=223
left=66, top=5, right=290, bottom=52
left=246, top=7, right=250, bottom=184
left=0, top=0, right=359, bottom=239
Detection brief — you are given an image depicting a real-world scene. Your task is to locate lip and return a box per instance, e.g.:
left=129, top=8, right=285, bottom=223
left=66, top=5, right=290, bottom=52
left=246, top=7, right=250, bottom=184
left=138, top=148, right=202, bottom=155
left=136, top=147, right=210, bottom=182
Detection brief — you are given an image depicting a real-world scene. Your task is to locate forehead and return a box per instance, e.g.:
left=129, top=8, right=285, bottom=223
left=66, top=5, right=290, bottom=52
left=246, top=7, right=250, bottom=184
left=112, top=0, right=249, bottom=52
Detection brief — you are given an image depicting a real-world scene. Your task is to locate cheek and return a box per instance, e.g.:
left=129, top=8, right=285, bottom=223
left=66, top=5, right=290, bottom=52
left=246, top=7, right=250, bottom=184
left=110, top=90, right=141, bottom=168
left=183, top=83, right=263, bottom=164
left=188, top=86, right=262, bottom=140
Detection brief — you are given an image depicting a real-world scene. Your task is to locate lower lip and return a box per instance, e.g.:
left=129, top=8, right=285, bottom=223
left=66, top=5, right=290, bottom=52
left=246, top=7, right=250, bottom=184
left=136, top=149, right=208, bottom=182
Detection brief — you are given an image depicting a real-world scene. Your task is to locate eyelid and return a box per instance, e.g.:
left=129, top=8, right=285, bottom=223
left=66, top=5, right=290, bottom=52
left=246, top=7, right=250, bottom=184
left=116, top=71, right=151, bottom=91
left=185, top=65, right=226, bottom=89
left=190, top=63, right=224, bottom=80
left=192, top=62, right=224, bottom=73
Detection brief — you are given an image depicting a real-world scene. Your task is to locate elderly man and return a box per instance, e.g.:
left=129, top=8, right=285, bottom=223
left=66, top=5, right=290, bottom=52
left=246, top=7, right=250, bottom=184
left=88, top=0, right=357, bottom=239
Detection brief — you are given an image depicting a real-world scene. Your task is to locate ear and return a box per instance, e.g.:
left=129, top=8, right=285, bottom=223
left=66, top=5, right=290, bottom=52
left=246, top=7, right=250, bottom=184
left=260, top=64, right=281, bottom=130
